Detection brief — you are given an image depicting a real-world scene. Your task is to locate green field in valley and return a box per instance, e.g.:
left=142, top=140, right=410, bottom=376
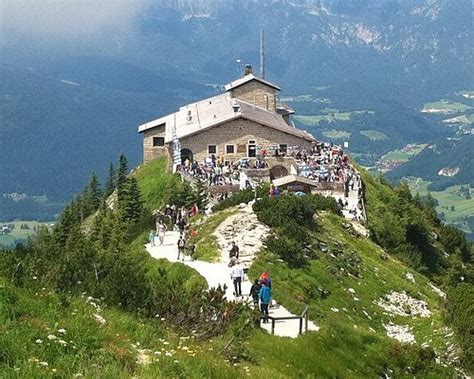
left=422, top=100, right=472, bottom=112
left=295, top=110, right=374, bottom=126
left=381, top=144, right=427, bottom=163
left=0, top=221, right=50, bottom=249
left=359, top=130, right=389, bottom=141
left=322, top=129, right=352, bottom=139
left=405, top=177, right=474, bottom=237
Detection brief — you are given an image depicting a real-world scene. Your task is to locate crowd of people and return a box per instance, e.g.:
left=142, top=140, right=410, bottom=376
left=180, top=158, right=240, bottom=187
left=291, top=142, right=354, bottom=184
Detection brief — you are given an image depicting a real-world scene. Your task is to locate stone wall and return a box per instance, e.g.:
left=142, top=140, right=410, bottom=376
left=180, top=118, right=313, bottom=164
left=230, top=81, right=277, bottom=111
left=143, top=126, right=170, bottom=163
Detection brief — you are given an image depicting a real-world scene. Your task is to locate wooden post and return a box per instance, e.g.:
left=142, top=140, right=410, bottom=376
left=271, top=319, right=275, bottom=334
left=305, top=311, right=309, bottom=332
left=299, top=317, right=303, bottom=335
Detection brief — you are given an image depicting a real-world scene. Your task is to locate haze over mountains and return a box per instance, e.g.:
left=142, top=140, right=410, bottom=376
left=1, top=0, right=472, bottom=220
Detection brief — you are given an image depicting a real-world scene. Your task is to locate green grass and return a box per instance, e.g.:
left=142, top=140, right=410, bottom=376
left=0, top=221, right=50, bottom=249
left=322, top=129, right=351, bottom=139
left=133, top=157, right=181, bottom=211
left=188, top=209, right=237, bottom=262
left=296, top=110, right=374, bottom=126
left=381, top=144, right=427, bottom=163
left=405, top=177, right=474, bottom=234
left=360, top=130, right=389, bottom=141
left=246, top=212, right=455, bottom=377
left=423, top=100, right=472, bottom=112
left=0, top=277, right=253, bottom=378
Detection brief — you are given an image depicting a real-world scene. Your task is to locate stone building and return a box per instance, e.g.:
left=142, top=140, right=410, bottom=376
left=138, top=66, right=316, bottom=170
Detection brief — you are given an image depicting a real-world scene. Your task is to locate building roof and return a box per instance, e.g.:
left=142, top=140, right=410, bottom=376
left=137, top=93, right=316, bottom=143
left=272, top=174, right=320, bottom=188
left=224, top=74, right=281, bottom=92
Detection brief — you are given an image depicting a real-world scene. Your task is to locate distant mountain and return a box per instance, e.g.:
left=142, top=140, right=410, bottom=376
left=0, top=0, right=472, bottom=219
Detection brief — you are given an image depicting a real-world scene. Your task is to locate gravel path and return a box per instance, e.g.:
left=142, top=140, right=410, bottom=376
left=146, top=230, right=319, bottom=338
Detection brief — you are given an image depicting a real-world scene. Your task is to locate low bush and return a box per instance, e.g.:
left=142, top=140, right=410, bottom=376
left=253, top=194, right=340, bottom=268
left=211, top=189, right=255, bottom=212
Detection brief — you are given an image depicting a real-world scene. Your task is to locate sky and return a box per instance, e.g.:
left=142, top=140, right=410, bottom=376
left=0, top=0, right=150, bottom=48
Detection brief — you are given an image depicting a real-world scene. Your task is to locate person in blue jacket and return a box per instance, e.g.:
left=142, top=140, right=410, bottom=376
left=259, top=282, right=272, bottom=323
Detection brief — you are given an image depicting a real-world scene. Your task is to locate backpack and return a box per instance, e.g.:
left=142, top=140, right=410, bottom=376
left=260, top=286, right=272, bottom=303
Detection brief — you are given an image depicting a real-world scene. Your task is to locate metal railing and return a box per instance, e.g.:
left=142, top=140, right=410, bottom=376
left=262, top=305, right=310, bottom=335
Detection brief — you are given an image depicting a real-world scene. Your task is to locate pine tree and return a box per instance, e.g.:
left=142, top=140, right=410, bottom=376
left=116, top=154, right=129, bottom=211
left=116, top=154, right=128, bottom=192
left=195, top=178, right=209, bottom=210
left=81, top=173, right=103, bottom=219
left=104, top=163, right=116, bottom=199
left=88, top=172, right=103, bottom=210
left=121, top=177, right=144, bottom=223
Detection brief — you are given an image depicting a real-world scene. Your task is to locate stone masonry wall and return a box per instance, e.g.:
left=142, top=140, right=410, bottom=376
left=180, top=118, right=312, bottom=163
left=230, top=81, right=277, bottom=111
left=143, top=126, right=170, bottom=163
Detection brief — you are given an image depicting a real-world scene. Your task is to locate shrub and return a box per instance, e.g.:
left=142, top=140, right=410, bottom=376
left=265, top=234, right=307, bottom=268
left=212, top=189, right=255, bottom=212
left=253, top=194, right=340, bottom=268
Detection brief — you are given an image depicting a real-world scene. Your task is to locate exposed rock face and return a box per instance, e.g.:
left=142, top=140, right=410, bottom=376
left=384, top=322, right=415, bottom=344
left=375, top=291, right=431, bottom=318
left=429, top=283, right=446, bottom=299
left=212, top=202, right=270, bottom=267
left=438, top=166, right=459, bottom=177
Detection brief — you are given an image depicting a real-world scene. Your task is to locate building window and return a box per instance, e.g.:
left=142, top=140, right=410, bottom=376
left=208, top=145, right=217, bottom=154
left=248, top=140, right=257, bottom=158
left=153, top=137, right=165, bottom=147
left=226, top=144, right=235, bottom=154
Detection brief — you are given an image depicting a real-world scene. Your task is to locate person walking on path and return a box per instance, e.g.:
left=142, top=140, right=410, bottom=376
left=177, top=236, right=186, bottom=261
left=156, top=220, right=167, bottom=246
left=148, top=230, right=155, bottom=247
left=259, top=282, right=272, bottom=323
left=177, top=217, right=187, bottom=236
left=248, top=279, right=261, bottom=308
left=231, top=261, right=244, bottom=297
left=229, top=241, right=240, bottom=260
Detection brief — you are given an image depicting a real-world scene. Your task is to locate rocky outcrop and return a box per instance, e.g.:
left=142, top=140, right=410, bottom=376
left=375, top=291, right=431, bottom=318
left=212, top=202, right=270, bottom=267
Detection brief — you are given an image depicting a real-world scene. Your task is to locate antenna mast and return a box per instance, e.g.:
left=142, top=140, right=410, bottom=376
left=260, top=29, right=265, bottom=79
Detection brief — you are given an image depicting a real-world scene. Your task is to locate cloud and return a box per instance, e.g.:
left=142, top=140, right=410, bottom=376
left=0, top=0, right=150, bottom=45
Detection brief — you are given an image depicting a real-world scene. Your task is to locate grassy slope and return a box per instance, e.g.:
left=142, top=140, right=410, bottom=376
left=0, top=159, right=460, bottom=377
left=134, top=157, right=181, bottom=211
left=248, top=212, right=453, bottom=377
left=0, top=277, right=252, bottom=379
left=187, top=210, right=237, bottom=262
left=130, top=159, right=456, bottom=376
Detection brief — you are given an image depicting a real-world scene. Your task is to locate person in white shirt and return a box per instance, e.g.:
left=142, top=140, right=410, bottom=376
left=231, top=262, right=244, bottom=297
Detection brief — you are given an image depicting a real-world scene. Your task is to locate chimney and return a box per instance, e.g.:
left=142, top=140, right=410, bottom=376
left=244, top=64, right=253, bottom=76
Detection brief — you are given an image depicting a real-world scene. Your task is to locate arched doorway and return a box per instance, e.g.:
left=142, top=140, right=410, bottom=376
left=181, top=148, right=193, bottom=164
left=270, top=165, right=289, bottom=180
